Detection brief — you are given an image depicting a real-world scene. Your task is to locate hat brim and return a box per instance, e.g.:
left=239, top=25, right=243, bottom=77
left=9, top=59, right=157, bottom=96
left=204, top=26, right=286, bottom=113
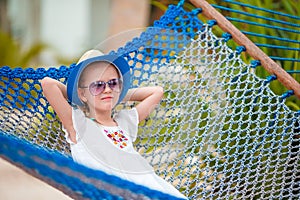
left=67, top=55, right=131, bottom=106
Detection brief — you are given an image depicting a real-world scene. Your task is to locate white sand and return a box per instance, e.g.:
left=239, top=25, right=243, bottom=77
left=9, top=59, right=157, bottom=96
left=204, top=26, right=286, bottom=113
left=0, top=158, right=72, bottom=200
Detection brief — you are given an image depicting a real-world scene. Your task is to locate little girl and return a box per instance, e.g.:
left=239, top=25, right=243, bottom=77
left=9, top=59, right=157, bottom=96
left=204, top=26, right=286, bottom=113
left=41, top=50, right=187, bottom=199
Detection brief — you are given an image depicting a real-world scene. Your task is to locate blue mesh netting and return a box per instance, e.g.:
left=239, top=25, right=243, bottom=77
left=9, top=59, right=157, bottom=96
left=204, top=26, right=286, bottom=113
left=1, top=2, right=300, bottom=200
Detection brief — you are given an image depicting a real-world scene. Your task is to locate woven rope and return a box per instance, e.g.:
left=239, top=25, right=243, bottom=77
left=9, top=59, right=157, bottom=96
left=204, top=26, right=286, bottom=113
left=1, top=2, right=299, bottom=199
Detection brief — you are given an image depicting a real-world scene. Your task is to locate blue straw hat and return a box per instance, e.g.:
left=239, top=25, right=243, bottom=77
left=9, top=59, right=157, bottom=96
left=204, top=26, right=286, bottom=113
left=67, top=50, right=131, bottom=106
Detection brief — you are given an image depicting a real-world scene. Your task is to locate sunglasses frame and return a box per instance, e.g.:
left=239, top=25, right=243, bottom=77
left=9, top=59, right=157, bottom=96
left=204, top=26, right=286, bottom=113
left=80, top=78, right=122, bottom=96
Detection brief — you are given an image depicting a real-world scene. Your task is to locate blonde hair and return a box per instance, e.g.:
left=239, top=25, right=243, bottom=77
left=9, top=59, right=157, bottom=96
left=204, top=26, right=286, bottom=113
left=76, top=50, right=103, bottom=116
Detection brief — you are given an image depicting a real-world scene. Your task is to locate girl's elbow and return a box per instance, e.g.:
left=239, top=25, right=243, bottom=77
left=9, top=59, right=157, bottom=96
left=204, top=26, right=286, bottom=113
left=41, top=77, right=60, bottom=93
left=156, top=86, right=164, bottom=100
left=40, top=77, right=53, bottom=90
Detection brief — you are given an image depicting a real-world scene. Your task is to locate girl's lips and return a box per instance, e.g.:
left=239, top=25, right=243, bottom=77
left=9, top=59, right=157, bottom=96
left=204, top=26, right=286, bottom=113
left=101, top=96, right=113, bottom=100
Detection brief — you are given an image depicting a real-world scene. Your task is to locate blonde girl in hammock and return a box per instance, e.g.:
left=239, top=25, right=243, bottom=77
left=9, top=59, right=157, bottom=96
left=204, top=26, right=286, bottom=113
left=41, top=50, right=187, bottom=199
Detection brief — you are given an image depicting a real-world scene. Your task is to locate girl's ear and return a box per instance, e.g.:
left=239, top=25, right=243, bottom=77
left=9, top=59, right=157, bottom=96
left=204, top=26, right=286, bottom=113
left=78, top=88, right=88, bottom=103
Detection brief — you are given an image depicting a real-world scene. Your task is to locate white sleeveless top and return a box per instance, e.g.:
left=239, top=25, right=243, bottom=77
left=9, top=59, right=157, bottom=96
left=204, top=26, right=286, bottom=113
left=64, top=107, right=153, bottom=175
left=64, top=107, right=187, bottom=199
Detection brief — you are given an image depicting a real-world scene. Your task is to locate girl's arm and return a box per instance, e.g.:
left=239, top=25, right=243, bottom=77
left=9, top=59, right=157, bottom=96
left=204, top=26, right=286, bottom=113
left=41, top=77, right=77, bottom=143
left=123, top=86, right=164, bottom=122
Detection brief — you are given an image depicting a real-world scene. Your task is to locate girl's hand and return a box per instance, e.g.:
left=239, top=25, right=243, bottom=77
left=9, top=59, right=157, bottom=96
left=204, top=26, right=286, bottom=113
left=123, top=86, right=164, bottom=122
left=67, top=127, right=77, bottom=144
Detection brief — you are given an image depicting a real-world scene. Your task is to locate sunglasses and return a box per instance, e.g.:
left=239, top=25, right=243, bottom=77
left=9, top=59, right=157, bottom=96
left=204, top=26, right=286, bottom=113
left=80, top=78, right=122, bottom=96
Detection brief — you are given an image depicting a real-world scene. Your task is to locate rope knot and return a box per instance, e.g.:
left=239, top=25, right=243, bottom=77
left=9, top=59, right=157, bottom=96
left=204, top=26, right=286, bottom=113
left=207, top=20, right=217, bottom=27
left=265, top=75, right=277, bottom=84
left=250, top=60, right=261, bottom=68
left=222, top=32, right=232, bottom=42
left=236, top=46, right=246, bottom=54
left=281, top=90, right=294, bottom=99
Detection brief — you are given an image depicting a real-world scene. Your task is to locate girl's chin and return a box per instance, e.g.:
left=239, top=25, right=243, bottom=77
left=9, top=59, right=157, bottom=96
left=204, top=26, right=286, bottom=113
left=94, top=102, right=117, bottom=110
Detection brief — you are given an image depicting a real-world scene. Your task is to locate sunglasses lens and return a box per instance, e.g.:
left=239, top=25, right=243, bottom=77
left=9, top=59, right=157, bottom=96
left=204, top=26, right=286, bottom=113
left=87, top=79, right=122, bottom=96
left=108, top=79, right=122, bottom=92
left=89, top=81, right=105, bottom=96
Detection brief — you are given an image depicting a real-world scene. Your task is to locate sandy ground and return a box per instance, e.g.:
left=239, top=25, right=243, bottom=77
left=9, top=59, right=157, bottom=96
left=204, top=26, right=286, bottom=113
left=0, top=158, right=72, bottom=200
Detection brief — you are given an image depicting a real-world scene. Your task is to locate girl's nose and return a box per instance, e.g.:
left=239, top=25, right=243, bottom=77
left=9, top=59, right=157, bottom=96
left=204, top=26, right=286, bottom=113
left=103, top=83, right=112, bottom=93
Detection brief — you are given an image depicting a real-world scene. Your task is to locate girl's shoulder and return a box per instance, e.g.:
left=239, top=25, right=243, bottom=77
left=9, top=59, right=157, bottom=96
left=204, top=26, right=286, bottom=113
left=72, top=106, right=86, bottom=121
left=114, top=107, right=138, bottom=119
left=114, top=108, right=139, bottom=141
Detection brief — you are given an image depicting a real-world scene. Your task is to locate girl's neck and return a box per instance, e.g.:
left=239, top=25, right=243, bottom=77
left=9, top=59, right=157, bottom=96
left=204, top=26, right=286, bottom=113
left=88, top=111, right=117, bottom=126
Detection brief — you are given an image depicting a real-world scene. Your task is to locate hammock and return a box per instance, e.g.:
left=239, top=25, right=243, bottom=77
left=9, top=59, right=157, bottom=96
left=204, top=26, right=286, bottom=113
left=1, top=0, right=299, bottom=199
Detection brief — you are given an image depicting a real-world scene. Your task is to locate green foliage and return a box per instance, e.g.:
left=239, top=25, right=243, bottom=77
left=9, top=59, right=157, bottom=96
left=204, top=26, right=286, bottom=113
left=212, top=0, right=300, bottom=110
left=149, top=2, right=299, bottom=197
left=153, top=0, right=300, bottom=110
left=0, top=30, right=48, bottom=68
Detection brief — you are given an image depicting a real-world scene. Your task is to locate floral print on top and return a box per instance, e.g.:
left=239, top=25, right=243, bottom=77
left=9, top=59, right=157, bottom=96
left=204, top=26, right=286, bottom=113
left=104, top=128, right=129, bottom=149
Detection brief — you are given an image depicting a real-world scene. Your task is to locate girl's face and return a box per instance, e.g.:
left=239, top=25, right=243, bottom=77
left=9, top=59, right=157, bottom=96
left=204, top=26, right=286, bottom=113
left=78, top=62, right=121, bottom=113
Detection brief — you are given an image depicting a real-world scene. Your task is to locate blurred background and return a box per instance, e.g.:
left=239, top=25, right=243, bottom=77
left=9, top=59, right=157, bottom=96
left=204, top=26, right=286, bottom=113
left=0, top=0, right=163, bottom=199
left=0, top=0, right=299, bottom=199
left=0, top=0, right=168, bottom=68
left=0, top=0, right=169, bottom=200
